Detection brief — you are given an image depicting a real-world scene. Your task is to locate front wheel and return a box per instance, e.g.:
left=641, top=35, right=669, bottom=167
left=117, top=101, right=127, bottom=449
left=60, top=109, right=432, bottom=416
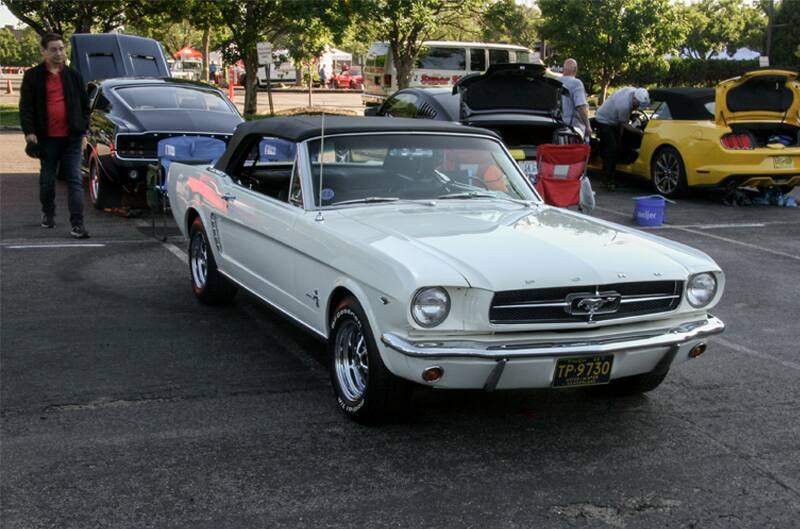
left=606, top=370, right=668, bottom=396
left=329, top=296, right=411, bottom=424
left=651, top=147, right=687, bottom=198
left=188, top=217, right=238, bottom=305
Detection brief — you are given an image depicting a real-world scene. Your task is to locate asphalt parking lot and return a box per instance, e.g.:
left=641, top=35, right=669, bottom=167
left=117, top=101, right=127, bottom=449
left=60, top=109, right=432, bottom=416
left=2, top=129, right=799, bottom=528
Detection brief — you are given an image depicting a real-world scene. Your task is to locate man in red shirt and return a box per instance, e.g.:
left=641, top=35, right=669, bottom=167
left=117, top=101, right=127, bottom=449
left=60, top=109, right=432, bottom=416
left=20, top=33, right=90, bottom=238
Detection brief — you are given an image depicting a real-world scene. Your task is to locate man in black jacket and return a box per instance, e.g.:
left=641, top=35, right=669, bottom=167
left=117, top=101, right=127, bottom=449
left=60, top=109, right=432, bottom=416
left=20, top=33, right=90, bottom=238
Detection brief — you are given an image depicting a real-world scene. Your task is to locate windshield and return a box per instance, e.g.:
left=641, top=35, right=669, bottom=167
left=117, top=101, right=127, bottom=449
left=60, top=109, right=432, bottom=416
left=115, top=85, right=235, bottom=113
left=306, top=133, right=538, bottom=207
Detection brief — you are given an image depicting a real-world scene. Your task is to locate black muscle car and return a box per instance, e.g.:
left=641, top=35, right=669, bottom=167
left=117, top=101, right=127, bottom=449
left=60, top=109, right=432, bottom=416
left=83, top=77, right=243, bottom=208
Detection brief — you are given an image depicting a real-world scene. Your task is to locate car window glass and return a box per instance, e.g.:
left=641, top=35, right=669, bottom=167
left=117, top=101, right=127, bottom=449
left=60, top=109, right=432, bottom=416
left=651, top=101, right=672, bottom=120
left=417, top=47, right=466, bottom=70
left=306, top=134, right=538, bottom=207
left=514, top=51, right=533, bottom=63
left=384, top=93, right=419, bottom=118
left=114, top=86, right=234, bottom=113
left=470, top=49, right=486, bottom=71
left=233, top=136, right=297, bottom=202
left=489, top=49, right=509, bottom=65
left=93, top=91, right=111, bottom=112
left=288, top=161, right=303, bottom=207
left=704, top=101, right=715, bottom=115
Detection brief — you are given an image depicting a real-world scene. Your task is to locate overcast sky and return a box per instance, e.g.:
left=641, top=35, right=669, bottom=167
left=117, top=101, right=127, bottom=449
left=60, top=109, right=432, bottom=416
left=1, top=5, right=20, bottom=27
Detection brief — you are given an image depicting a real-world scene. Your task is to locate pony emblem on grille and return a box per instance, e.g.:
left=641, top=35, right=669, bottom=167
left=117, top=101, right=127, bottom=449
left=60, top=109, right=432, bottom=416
left=566, top=288, right=621, bottom=322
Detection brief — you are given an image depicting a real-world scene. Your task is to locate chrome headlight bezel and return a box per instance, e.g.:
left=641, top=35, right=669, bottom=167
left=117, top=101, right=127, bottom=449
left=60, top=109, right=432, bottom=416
left=411, top=287, right=451, bottom=328
left=686, top=272, right=718, bottom=308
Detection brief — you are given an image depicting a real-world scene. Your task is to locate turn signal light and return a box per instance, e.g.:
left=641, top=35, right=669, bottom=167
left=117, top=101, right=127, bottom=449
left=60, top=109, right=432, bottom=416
left=421, top=366, right=444, bottom=382
left=689, top=343, right=707, bottom=358
left=720, top=134, right=753, bottom=150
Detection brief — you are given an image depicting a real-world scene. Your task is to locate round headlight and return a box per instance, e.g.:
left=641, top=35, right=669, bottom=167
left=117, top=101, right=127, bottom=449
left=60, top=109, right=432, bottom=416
left=411, top=287, right=451, bottom=328
left=686, top=273, right=717, bottom=307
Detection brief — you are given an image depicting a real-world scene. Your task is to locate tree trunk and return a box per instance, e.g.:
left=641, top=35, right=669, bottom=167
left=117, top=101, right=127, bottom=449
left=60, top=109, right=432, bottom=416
left=201, top=27, right=210, bottom=82
left=243, top=50, right=259, bottom=116
left=308, top=63, right=313, bottom=107
left=295, top=66, right=303, bottom=86
left=394, top=54, right=412, bottom=90
left=599, top=82, right=609, bottom=104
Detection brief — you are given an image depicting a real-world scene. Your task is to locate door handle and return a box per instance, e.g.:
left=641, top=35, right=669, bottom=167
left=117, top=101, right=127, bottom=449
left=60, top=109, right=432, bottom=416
left=220, top=192, right=236, bottom=202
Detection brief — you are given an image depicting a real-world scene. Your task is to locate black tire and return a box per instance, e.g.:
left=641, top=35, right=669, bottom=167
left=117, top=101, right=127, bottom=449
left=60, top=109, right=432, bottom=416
left=329, top=296, right=412, bottom=424
left=88, top=158, right=121, bottom=209
left=650, top=146, right=688, bottom=198
left=188, top=217, right=238, bottom=305
left=606, top=369, right=668, bottom=396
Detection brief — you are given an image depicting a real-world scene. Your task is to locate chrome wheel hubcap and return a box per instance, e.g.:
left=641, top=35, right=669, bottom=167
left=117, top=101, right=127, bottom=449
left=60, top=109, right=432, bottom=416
left=334, top=320, right=369, bottom=401
left=190, top=231, right=208, bottom=289
left=653, top=152, right=681, bottom=194
left=90, top=165, right=99, bottom=202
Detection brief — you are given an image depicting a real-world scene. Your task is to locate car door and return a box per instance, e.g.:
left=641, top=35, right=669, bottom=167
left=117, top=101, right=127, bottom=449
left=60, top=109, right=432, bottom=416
left=213, top=137, right=305, bottom=317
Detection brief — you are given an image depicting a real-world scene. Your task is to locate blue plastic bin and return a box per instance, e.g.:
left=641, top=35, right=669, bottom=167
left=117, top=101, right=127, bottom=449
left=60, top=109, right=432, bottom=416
left=633, top=195, right=672, bottom=227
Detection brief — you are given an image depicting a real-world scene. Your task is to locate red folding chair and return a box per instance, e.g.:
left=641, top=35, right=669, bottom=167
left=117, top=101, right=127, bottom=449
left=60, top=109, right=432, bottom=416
left=534, top=143, right=591, bottom=208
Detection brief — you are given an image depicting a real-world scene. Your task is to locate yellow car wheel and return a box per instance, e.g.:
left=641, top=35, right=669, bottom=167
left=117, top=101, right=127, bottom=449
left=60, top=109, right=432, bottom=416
left=651, top=147, right=687, bottom=198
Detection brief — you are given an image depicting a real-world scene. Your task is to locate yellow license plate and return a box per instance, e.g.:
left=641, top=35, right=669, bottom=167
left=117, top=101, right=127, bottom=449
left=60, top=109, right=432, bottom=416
left=773, top=156, right=793, bottom=169
left=552, top=355, right=613, bottom=388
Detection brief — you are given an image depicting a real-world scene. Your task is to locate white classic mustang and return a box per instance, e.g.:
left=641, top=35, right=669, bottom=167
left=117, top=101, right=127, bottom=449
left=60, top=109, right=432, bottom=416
left=167, top=116, right=725, bottom=423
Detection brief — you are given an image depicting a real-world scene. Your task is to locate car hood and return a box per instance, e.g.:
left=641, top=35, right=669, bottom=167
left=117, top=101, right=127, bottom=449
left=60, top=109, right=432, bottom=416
left=454, top=63, right=563, bottom=121
left=334, top=203, right=717, bottom=291
left=122, top=109, right=243, bottom=133
left=715, top=69, right=800, bottom=126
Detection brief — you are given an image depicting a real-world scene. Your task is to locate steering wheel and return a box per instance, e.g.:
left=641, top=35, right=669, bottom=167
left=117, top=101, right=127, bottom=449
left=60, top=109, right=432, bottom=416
left=630, top=109, right=649, bottom=131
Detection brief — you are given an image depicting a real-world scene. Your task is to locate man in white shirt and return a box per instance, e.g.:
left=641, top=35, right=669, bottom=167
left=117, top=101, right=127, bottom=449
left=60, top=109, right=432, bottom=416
left=560, top=59, right=592, bottom=140
left=595, top=86, right=649, bottom=191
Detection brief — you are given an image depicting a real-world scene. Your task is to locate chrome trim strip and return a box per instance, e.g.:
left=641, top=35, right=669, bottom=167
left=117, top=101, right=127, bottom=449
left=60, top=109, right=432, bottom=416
left=381, top=316, right=724, bottom=359
left=620, top=295, right=680, bottom=304
left=493, top=301, right=569, bottom=309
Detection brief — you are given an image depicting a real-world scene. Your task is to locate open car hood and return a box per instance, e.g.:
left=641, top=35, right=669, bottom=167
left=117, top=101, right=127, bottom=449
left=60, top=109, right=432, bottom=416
left=70, top=33, right=171, bottom=82
left=715, top=68, right=800, bottom=126
left=454, top=63, right=563, bottom=120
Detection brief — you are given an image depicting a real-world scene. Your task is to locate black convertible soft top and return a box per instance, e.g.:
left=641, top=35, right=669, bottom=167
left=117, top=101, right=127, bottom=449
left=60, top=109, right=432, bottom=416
left=215, top=116, right=498, bottom=171
left=648, top=88, right=715, bottom=120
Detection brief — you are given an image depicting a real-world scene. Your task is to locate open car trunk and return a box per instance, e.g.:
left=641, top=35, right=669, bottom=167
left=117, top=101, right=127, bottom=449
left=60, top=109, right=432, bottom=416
left=465, top=115, right=578, bottom=160
left=728, top=123, right=800, bottom=148
left=716, top=69, right=800, bottom=129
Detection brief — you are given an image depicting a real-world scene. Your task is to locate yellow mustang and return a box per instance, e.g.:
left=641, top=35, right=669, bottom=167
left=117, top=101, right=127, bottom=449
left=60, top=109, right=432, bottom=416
left=590, top=68, right=800, bottom=197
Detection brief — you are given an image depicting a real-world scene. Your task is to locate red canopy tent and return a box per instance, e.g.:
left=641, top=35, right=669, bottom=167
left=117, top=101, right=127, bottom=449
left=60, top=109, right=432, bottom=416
left=173, top=47, right=202, bottom=59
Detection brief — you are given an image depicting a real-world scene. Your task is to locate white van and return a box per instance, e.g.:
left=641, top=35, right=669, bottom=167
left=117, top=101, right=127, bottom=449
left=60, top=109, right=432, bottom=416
left=363, top=40, right=540, bottom=105
left=256, top=49, right=297, bottom=87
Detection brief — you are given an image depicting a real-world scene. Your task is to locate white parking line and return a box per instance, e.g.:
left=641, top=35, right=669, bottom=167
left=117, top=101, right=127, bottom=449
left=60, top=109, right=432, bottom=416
left=5, top=243, right=106, bottom=249
left=594, top=206, right=800, bottom=262
left=716, top=337, right=800, bottom=371
left=134, top=219, right=188, bottom=262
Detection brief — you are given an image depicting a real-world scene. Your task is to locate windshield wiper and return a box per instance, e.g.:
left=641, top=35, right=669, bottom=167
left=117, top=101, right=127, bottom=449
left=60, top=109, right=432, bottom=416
left=331, top=196, right=400, bottom=206
left=437, top=191, right=533, bottom=207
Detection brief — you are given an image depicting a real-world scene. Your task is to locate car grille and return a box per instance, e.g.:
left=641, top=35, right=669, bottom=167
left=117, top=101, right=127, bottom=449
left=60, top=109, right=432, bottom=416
left=489, top=281, right=683, bottom=324
left=115, top=132, right=232, bottom=159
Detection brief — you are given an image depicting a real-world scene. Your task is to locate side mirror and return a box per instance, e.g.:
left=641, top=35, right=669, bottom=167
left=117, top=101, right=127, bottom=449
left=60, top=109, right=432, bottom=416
left=364, top=106, right=379, bottom=117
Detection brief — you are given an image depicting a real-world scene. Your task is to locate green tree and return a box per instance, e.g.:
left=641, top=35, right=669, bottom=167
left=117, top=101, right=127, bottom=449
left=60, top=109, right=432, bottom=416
left=186, top=0, right=224, bottom=82
left=352, top=0, right=480, bottom=89
left=770, top=0, right=800, bottom=66
left=3, top=0, right=127, bottom=35
left=285, top=16, right=332, bottom=106
left=538, top=0, right=686, bottom=102
left=480, top=0, right=539, bottom=49
left=679, top=0, right=765, bottom=59
left=0, top=27, right=21, bottom=65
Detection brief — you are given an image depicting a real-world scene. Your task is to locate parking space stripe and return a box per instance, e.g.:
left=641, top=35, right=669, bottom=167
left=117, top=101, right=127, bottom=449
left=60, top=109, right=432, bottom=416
left=594, top=206, right=800, bottom=262
left=5, top=243, right=107, bottom=249
left=716, top=337, right=800, bottom=371
left=164, top=243, right=188, bottom=262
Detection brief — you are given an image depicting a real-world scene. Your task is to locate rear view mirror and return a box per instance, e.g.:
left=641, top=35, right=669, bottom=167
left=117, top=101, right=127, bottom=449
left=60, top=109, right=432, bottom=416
left=364, top=106, right=379, bottom=117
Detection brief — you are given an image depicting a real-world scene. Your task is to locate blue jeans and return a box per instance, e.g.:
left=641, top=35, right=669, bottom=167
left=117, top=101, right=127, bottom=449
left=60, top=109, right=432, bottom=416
left=39, top=137, right=84, bottom=227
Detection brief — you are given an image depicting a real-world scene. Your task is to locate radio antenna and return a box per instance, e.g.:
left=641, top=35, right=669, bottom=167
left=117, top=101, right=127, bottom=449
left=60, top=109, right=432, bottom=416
left=316, top=112, right=325, bottom=221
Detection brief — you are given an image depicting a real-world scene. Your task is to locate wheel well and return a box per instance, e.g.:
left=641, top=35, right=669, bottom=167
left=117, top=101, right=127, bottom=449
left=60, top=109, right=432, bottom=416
left=327, top=287, right=355, bottom=326
left=185, top=208, right=199, bottom=234
left=650, top=145, right=684, bottom=175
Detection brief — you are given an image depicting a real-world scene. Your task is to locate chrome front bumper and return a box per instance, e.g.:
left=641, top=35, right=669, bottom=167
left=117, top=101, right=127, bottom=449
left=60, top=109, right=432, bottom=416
left=381, top=316, right=725, bottom=360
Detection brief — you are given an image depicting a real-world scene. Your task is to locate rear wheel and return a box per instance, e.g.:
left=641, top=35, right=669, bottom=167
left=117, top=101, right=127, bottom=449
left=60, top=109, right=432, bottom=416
left=651, top=147, right=687, bottom=198
left=88, top=158, right=120, bottom=209
left=329, top=296, right=411, bottom=424
left=188, top=217, right=238, bottom=305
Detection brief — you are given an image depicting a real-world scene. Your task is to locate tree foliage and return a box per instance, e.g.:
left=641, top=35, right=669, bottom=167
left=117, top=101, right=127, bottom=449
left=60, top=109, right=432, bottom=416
left=771, top=0, right=800, bottom=66
left=0, top=27, right=21, bottom=64
left=538, top=0, right=686, bottom=102
left=678, top=0, right=765, bottom=59
left=480, top=0, right=539, bottom=49
left=3, top=0, right=128, bottom=35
